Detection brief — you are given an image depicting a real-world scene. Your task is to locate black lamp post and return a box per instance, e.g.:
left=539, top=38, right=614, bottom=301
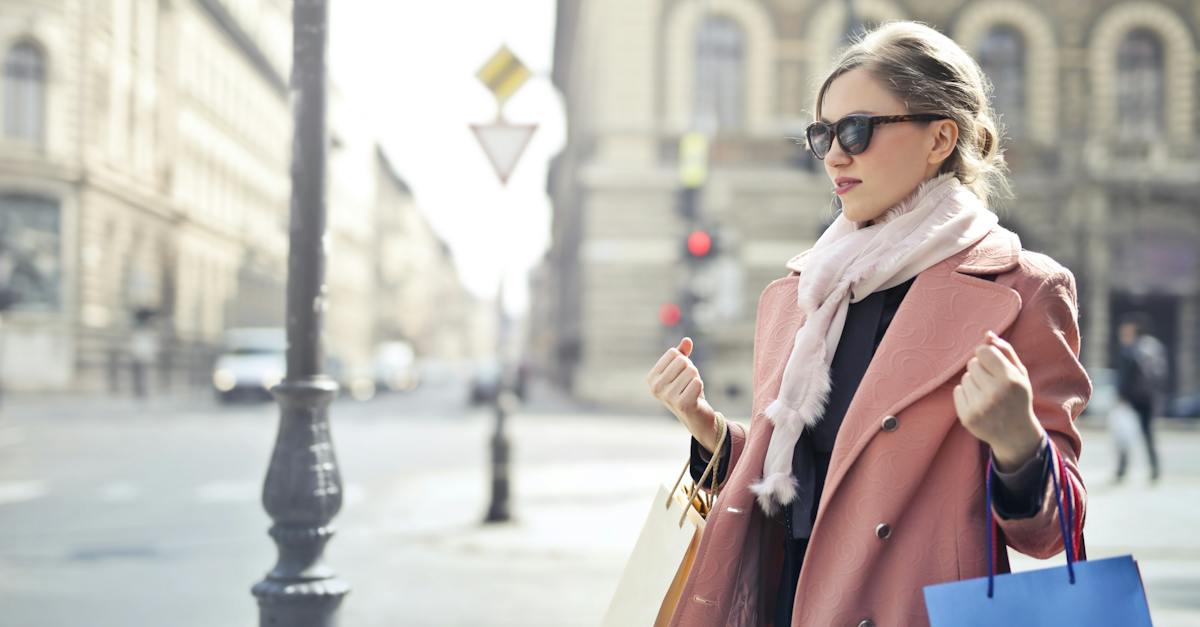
left=251, top=1, right=350, bottom=624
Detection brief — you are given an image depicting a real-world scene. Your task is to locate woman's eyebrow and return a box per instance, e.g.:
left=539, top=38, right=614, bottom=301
left=819, top=109, right=877, bottom=123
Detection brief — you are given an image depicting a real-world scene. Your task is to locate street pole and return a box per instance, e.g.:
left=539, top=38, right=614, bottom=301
left=485, top=275, right=512, bottom=523
left=678, top=133, right=709, bottom=370
left=251, top=1, right=349, bottom=624
left=471, top=46, right=534, bottom=525
left=842, top=0, right=862, bottom=45
left=680, top=186, right=702, bottom=368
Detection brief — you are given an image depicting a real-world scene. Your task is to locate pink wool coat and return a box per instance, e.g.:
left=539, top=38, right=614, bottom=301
left=669, top=226, right=1091, bottom=627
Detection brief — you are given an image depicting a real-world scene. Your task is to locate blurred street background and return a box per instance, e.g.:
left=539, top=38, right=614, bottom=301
left=1, top=0, right=1199, bottom=625
left=0, top=385, right=1198, bottom=626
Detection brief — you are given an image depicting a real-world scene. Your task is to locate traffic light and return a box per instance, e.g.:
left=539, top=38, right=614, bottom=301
left=683, top=226, right=718, bottom=261
left=659, top=303, right=682, bottom=327
left=678, top=131, right=709, bottom=188
left=687, top=229, right=712, bottom=258
left=676, top=186, right=699, bottom=220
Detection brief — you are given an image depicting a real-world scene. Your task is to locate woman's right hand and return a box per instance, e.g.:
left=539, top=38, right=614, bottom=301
left=646, top=337, right=721, bottom=452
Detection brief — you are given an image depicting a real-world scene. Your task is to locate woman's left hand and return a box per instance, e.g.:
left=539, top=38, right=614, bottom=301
left=953, top=330, right=1045, bottom=472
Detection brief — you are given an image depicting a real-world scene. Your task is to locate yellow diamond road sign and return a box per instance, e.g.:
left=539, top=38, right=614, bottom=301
left=476, top=45, right=531, bottom=106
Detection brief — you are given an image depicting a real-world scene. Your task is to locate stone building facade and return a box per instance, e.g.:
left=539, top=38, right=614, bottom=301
left=0, top=0, right=294, bottom=392
left=537, top=0, right=1200, bottom=416
left=374, top=148, right=490, bottom=364
left=0, top=0, right=477, bottom=393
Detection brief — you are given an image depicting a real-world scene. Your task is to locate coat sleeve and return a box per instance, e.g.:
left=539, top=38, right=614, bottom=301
left=990, top=442, right=1051, bottom=519
left=993, top=266, right=1091, bottom=559
left=688, top=421, right=749, bottom=491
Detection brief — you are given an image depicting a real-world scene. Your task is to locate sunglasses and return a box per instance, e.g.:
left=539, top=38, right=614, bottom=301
left=804, top=113, right=950, bottom=160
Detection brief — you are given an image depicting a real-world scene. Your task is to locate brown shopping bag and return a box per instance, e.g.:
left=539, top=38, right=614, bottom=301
left=603, top=419, right=727, bottom=627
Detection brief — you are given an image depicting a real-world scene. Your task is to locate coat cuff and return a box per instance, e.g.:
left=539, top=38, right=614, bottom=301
left=990, top=436, right=1051, bottom=520
left=690, top=434, right=731, bottom=487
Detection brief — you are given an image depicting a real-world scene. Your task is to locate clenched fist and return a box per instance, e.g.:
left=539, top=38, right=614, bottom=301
left=953, top=330, right=1045, bottom=471
left=647, top=337, right=721, bottom=452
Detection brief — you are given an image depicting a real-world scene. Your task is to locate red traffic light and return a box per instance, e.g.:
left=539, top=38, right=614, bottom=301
left=659, top=303, right=682, bottom=327
left=687, top=230, right=712, bottom=257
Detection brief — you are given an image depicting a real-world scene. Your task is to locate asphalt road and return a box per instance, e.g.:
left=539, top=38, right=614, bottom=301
left=0, top=381, right=1197, bottom=626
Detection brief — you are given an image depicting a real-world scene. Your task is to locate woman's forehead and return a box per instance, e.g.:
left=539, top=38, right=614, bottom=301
left=819, top=68, right=905, bottom=121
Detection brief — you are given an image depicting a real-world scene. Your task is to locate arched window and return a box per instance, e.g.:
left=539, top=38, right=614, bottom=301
left=694, top=16, right=744, bottom=133
left=1116, top=28, right=1164, bottom=140
left=3, top=41, right=47, bottom=144
left=978, top=25, right=1026, bottom=138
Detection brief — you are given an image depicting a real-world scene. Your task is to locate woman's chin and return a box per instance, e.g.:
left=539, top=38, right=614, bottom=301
left=842, top=206, right=884, bottom=225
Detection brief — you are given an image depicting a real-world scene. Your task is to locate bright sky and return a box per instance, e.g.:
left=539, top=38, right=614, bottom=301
left=329, top=1, right=564, bottom=314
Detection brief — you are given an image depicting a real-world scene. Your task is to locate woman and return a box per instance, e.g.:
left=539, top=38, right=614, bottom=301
left=646, top=22, right=1090, bottom=627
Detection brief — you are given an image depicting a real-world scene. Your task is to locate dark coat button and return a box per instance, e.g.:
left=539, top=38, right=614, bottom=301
left=858, top=620, right=876, bottom=627
left=881, top=415, right=899, bottom=432
left=875, top=523, right=892, bottom=539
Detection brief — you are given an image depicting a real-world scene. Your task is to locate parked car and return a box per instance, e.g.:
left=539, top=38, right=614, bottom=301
left=469, top=360, right=502, bottom=406
left=418, top=358, right=467, bottom=388
left=1166, top=394, right=1200, bottom=419
left=373, top=341, right=420, bottom=393
left=212, top=327, right=286, bottom=403
left=1083, top=367, right=1199, bottom=420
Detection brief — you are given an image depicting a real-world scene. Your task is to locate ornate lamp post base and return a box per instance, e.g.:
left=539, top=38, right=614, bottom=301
left=252, top=578, right=350, bottom=627
left=252, top=378, right=349, bottom=626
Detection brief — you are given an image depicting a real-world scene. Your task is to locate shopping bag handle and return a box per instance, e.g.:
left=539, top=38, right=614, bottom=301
left=668, top=413, right=729, bottom=527
left=985, top=437, right=1082, bottom=598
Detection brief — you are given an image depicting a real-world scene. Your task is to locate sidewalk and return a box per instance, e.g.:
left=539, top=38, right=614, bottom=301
left=0, top=389, right=216, bottom=416
left=330, top=405, right=687, bottom=626
left=334, top=398, right=1200, bottom=626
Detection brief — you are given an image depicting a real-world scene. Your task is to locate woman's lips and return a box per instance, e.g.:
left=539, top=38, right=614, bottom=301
left=835, top=180, right=861, bottom=195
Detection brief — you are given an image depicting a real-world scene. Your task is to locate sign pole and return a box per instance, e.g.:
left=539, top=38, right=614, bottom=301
left=473, top=45, right=537, bottom=525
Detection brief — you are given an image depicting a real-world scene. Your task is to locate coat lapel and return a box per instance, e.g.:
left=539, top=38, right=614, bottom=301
left=814, top=227, right=1023, bottom=517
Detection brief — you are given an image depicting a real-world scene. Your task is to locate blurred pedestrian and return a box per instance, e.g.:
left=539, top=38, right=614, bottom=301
left=1114, top=312, right=1167, bottom=482
left=514, top=357, right=530, bottom=402
left=129, top=311, right=159, bottom=399
left=0, top=251, right=17, bottom=410
left=0, top=312, right=5, bottom=411
left=645, top=22, right=1089, bottom=626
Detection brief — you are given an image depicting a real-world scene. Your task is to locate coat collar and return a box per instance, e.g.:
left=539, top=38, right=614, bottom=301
left=810, top=225, right=1024, bottom=525
left=952, top=225, right=1021, bottom=275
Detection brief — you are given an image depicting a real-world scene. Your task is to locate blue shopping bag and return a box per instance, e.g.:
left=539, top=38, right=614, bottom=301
left=923, top=440, right=1153, bottom=626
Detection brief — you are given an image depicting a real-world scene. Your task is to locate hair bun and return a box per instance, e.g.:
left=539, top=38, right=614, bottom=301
left=977, top=122, right=995, bottom=158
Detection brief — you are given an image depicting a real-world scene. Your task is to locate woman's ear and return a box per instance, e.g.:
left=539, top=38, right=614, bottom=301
left=927, top=120, right=959, bottom=166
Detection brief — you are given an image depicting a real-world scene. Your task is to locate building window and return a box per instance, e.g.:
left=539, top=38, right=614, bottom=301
left=0, top=194, right=61, bottom=310
left=978, top=25, right=1026, bottom=139
left=3, top=41, right=47, bottom=144
left=1116, top=28, right=1164, bottom=141
left=694, top=16, right=745, bottom=132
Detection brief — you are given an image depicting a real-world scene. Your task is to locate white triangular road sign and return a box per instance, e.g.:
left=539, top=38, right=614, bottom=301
left=470, top=123, right=537, bottom=185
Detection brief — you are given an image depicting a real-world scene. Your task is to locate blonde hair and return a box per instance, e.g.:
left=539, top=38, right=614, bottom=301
left=814, top=21, right=1011, bottom=207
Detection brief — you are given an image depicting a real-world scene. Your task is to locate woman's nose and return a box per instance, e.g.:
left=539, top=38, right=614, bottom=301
left=825, top=137, right=852, bottom=166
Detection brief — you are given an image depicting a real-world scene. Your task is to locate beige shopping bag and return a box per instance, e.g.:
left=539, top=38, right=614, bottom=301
left=603, top=420, right=727, bottom=627
left=602, top=482, right=705, bottom=627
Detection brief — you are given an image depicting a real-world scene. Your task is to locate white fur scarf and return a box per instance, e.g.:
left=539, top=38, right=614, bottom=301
left=749, top=173, right=1000, bottom=515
